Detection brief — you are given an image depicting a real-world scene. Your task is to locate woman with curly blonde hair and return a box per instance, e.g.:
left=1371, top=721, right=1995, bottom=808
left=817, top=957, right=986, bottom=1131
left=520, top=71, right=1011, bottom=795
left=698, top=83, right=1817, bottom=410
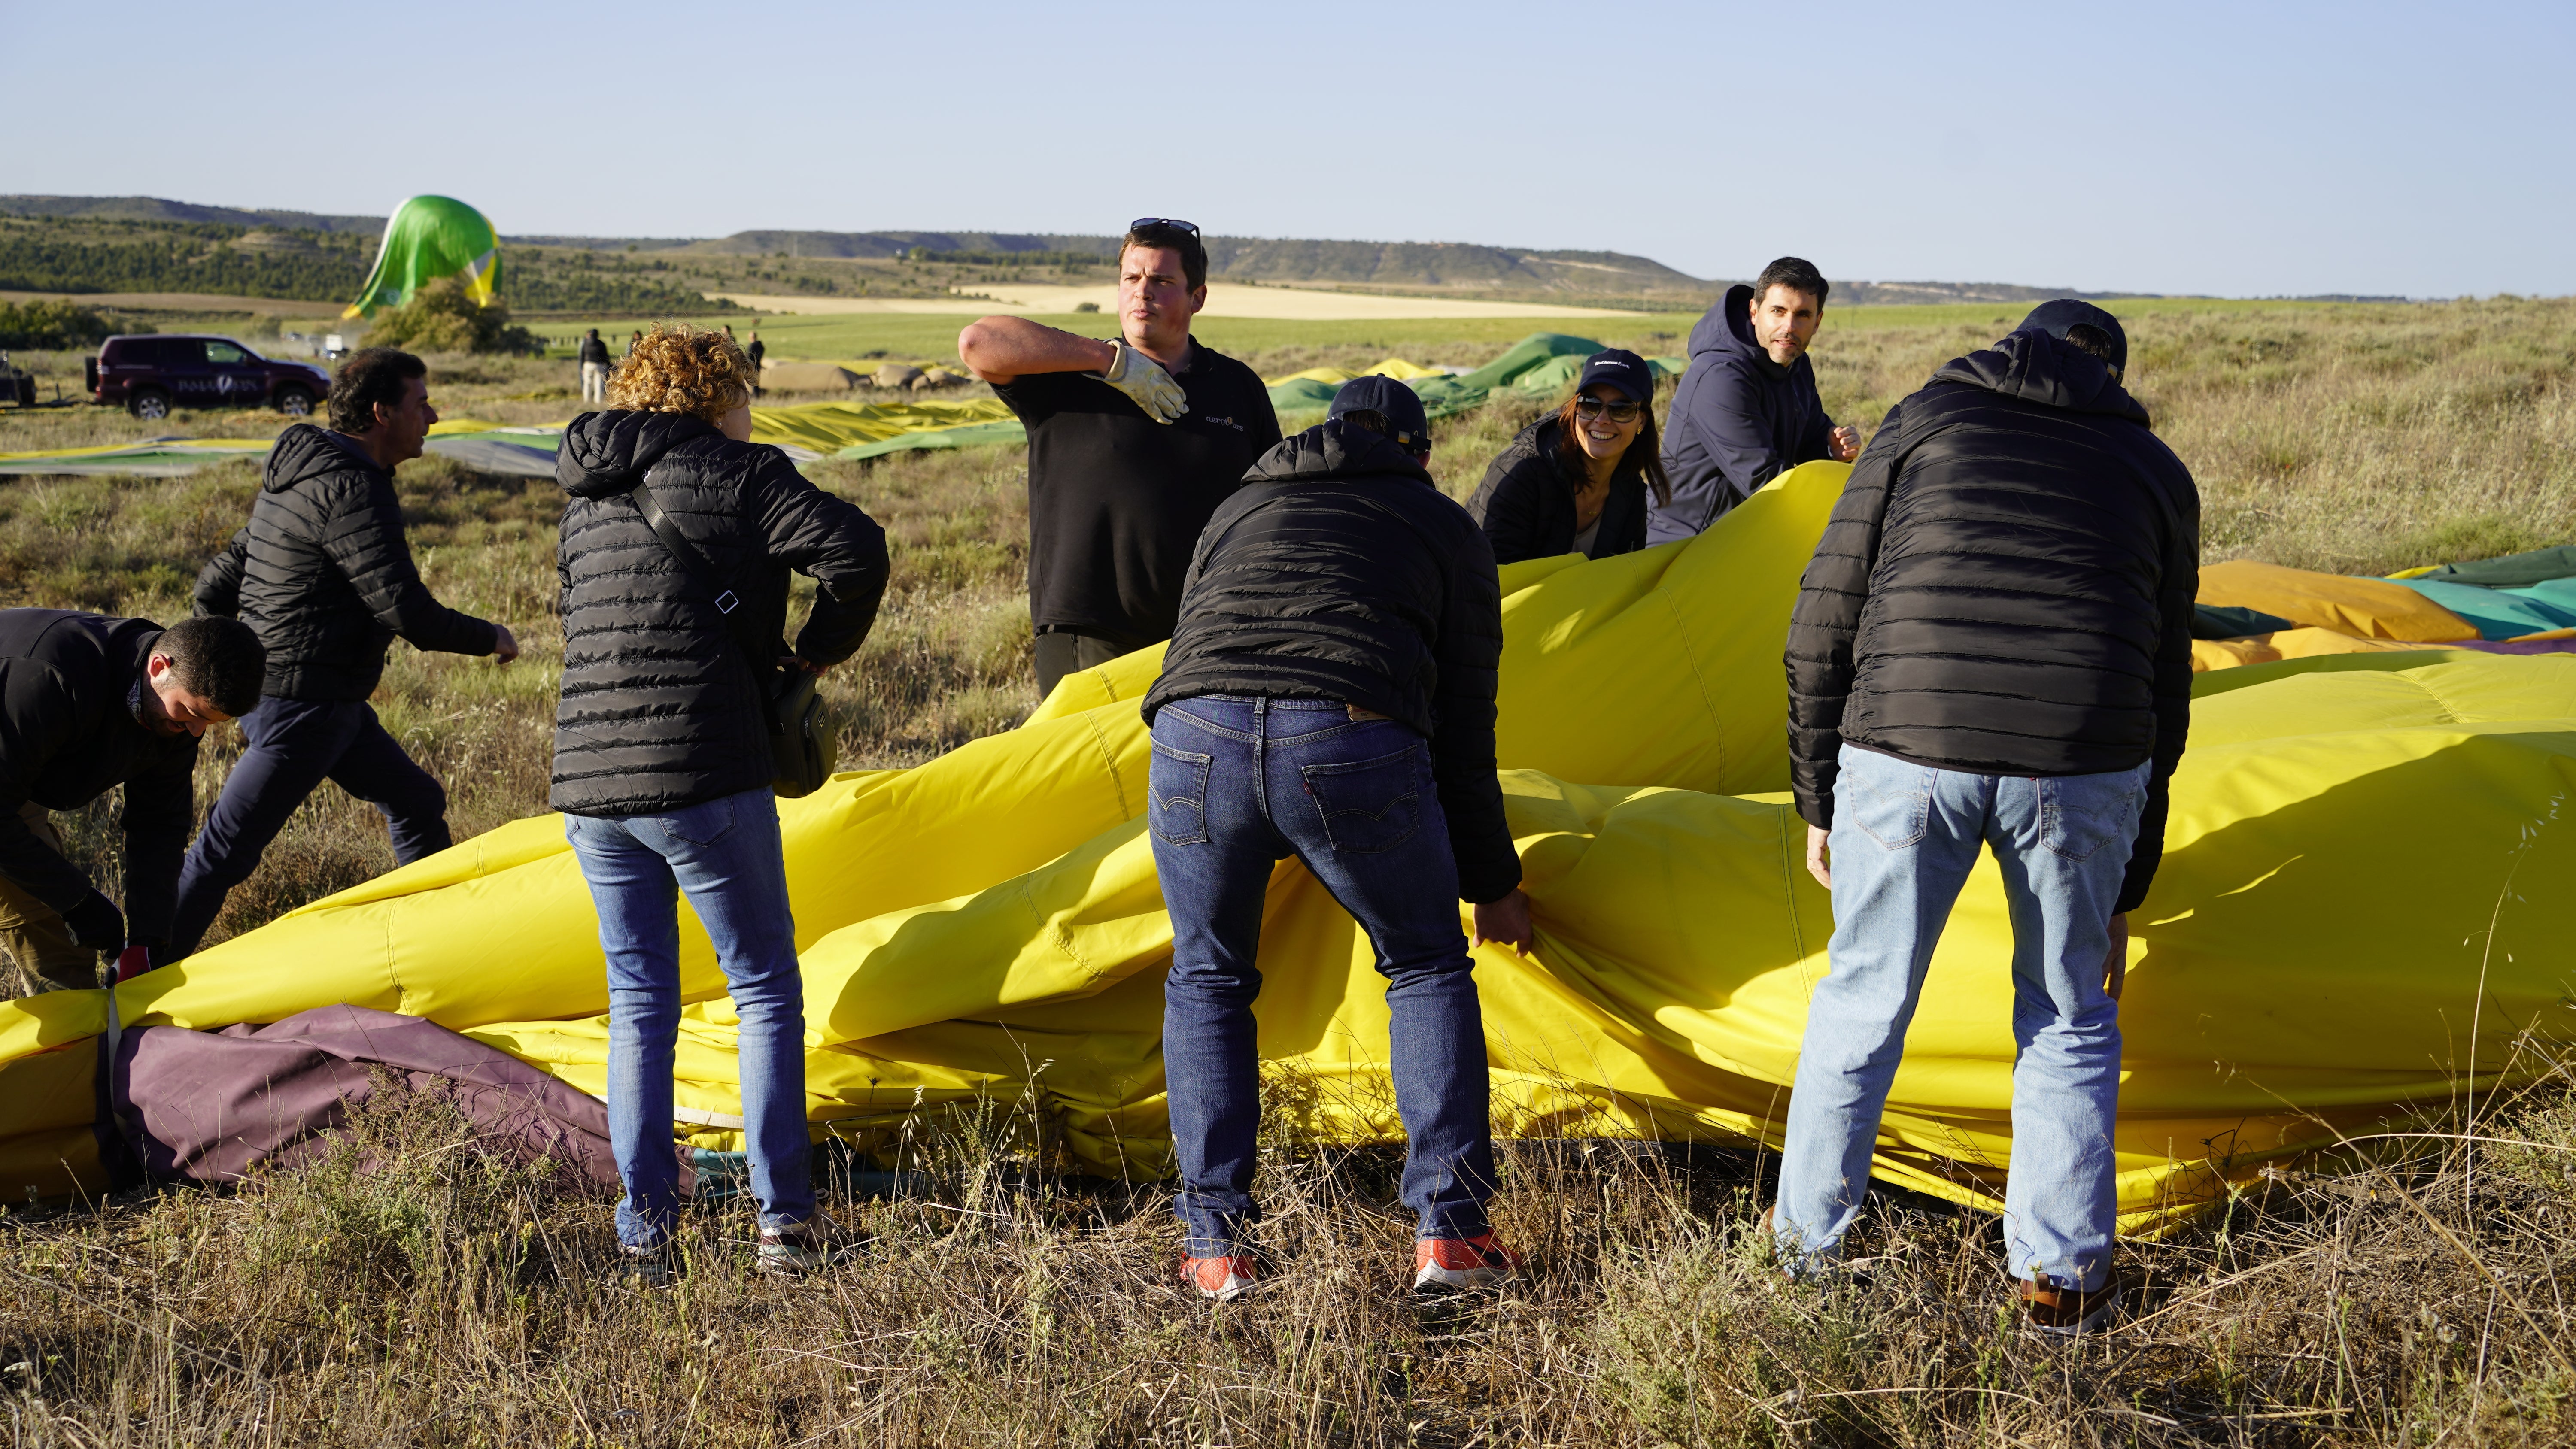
left=553, top=323, right=891, bottom=1279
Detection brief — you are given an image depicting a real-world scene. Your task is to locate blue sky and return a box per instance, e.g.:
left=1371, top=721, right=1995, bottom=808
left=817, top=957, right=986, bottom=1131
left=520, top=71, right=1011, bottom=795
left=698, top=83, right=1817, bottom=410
left=9, top=0, right=2570, bottom=297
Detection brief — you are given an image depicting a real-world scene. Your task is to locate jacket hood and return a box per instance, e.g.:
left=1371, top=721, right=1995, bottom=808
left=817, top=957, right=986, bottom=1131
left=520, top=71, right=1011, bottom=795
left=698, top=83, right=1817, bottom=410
left=1930, top=330, right=2150, bottom=425
left=1689, top=283, right=1774, bottom=373
left=262, top=422, right=381, bottom=494
left=557, top=410, right=722, bottom=498
left=1243, top=418, right=1435, bottom=488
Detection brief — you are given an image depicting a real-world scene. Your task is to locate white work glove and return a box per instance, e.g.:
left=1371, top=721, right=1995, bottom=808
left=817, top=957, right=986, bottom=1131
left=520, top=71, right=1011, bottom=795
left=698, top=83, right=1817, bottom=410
left=1097, top=340, right=1187, bottom=424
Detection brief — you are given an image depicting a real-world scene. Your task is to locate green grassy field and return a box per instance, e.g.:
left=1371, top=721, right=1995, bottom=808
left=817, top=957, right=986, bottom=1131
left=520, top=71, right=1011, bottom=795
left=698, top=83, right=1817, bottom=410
left=1, top=296, right=2574, bottom=1444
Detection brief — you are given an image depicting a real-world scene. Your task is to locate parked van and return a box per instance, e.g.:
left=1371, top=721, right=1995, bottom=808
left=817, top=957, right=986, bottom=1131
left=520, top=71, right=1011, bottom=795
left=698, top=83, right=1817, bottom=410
left=85, top=335, right=334, bottom=420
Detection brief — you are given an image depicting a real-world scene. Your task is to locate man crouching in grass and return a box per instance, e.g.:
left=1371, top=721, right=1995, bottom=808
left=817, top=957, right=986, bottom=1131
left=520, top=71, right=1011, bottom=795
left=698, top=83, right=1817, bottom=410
left=0, top=612, right=263, bottom=994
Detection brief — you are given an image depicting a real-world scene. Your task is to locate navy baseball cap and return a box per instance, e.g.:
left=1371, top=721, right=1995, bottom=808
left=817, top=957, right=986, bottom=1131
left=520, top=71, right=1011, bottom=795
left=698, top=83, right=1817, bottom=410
left=1328, top=374, right=1432, bottom=452
left=1576, top=349, right=1653, bottom=404
left=2013, top=300, right=2128, bottom=375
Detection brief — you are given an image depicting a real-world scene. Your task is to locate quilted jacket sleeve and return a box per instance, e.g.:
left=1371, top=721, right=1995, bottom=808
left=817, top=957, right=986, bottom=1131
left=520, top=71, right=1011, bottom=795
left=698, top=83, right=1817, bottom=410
left=192, top=528, right=249, bottom=619
left=746, top=451, right=890, bottom=668
left=2117, top=461, right=2203, bottom=914
left=1431, top=519, right=1522, bottom=904
left=327, top=474, right=500, bottom=657
left=1784, top=400, right=1907, bottom=829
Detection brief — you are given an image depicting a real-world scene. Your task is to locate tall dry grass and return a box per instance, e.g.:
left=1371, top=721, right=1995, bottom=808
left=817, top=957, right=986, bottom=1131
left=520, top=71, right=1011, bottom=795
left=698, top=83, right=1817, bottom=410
left=1, top=301, right=2573, bottom=1443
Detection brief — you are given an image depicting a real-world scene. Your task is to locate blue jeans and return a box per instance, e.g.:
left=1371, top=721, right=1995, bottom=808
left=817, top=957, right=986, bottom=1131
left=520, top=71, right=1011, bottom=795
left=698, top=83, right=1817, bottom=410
left=1149, top=696, right=1497, bottom=1258
left=1775, top=743, right=2148, bottom=1291
left=564, top=788, right=812, bottom=1247
left=169, top=697, right=452, bottom=958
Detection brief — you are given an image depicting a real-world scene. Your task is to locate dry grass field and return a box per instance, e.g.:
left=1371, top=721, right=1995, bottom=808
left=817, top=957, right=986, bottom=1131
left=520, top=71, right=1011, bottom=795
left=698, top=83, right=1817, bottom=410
left=0, top=297, right=2573, bottom=1446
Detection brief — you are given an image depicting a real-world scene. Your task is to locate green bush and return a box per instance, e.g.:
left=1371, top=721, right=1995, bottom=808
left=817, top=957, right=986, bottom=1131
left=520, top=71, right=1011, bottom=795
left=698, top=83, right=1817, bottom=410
left=0, top=297, right=117, bottom=349
left=365, top=278, right=543, bottom=355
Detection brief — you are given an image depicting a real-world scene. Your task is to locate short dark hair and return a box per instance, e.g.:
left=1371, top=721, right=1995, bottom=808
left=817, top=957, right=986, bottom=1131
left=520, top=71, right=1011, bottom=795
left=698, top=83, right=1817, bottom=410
left=2062, top=322, right=2122, bottom=374
left=328, top=347, right=426, bottom=434
left=157, top=616, right=266, bottom=718
left=1121, top=221, right=1209, bottom=291
left=1752, top=256, right=1830, bottom=308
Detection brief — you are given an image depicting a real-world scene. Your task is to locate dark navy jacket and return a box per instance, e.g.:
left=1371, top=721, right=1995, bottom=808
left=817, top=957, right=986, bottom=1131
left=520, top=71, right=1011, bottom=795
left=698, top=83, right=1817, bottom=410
left=1650, top=283, right=1838, bottom=543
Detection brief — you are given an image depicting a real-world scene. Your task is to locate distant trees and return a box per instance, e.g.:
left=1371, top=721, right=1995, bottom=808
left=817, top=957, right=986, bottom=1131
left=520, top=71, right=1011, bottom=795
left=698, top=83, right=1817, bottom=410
left=0, top=227, right=364, bottom=300
left=0, top=299, right=118, bottom=349
left=365, top=279, right=542, bottom=355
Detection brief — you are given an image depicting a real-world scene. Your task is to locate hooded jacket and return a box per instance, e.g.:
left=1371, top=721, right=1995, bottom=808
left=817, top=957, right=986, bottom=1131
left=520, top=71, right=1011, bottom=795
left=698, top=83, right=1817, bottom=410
left=1784, top=330, right=2200, bottom=913
left=194, top=424, right=499, bottom=701
left=1464, top=416, right=1652, bottom=565
left=1142, top=420, right=1520, bottom=903
left=1651, top=283, right=1838, bottom=543
left=551, top=410, right=889, bottom=817
left=0, top=610, right=201, bottom=943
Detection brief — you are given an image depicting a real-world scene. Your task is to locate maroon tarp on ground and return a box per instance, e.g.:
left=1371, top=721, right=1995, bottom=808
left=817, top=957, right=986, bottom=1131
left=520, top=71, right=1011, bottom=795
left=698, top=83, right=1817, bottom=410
left=106, top=1003, right=679, bottom=1191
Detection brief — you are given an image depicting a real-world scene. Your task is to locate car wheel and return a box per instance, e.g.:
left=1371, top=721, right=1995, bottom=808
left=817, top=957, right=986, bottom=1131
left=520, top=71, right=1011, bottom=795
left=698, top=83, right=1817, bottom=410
left=273, top=386, right=315, bottom=417
left=129, top=388, right=172, bottom=421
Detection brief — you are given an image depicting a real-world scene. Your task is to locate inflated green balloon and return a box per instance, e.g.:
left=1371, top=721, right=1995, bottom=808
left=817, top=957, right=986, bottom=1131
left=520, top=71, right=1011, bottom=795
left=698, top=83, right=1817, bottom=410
left=345, top=195, right=501, bottom=318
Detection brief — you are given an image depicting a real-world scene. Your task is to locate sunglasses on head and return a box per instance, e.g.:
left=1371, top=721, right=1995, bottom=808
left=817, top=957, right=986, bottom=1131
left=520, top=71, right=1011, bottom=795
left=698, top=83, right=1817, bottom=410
left=1574, top=395, right=1643, bottom=424
left=1129, top=217, right=1200, bottom=236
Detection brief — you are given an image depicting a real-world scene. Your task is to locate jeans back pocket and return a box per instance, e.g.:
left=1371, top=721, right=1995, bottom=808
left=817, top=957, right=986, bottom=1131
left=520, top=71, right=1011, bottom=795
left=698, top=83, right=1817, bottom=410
left=1148, top=743, right=1214, bottom=845
left=2041, top=769, right=2146, bottom=861
left=1844, top=763, right=1931, bottom=851
left=1301, top=746, right=1424, bottom=855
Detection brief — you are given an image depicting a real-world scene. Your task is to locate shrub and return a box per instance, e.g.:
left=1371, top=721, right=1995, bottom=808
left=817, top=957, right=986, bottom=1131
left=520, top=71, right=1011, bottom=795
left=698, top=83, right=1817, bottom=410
left=1072, top=300, right=1100, bottom=313
left=365, top=277, right=543, bottom=355
left=0, top=298, right=117, bottom=349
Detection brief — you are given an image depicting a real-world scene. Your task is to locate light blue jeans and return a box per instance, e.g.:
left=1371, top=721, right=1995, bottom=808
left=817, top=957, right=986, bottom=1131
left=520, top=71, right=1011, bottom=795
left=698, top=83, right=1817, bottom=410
left=565, top=788, right=813, bottom=1249
left=1774, top=743, right=2147, bottom=1291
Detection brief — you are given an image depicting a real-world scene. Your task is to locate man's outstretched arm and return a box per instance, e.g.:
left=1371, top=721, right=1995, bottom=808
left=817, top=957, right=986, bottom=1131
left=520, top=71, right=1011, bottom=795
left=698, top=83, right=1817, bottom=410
left=957, top=317, right=1114, bottom=385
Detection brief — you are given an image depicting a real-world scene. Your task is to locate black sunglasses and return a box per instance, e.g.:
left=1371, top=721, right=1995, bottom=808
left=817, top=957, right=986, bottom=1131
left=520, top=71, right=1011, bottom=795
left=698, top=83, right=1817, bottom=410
left=1574, top=395, right=1643, bottom=424
left=1128, top=217, right=1200, bottom=236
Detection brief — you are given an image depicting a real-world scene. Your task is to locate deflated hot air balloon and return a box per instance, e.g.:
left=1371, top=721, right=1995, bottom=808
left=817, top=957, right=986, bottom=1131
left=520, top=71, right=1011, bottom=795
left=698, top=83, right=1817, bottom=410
left=345, top=195, right=501, bottom=318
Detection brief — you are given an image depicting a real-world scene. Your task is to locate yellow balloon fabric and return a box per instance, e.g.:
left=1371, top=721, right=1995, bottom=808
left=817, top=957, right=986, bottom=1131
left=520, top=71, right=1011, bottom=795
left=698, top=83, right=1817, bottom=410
left=6, top=462, right=2574, bottom=1237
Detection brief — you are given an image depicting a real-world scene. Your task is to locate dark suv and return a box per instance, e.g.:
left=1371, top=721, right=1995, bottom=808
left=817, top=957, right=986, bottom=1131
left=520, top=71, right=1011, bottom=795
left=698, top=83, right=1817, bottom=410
left=86, top=335, right=334, bottom=421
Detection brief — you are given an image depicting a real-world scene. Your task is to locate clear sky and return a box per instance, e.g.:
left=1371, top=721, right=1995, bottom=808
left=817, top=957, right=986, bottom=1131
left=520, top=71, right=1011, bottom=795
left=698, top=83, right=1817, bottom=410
left=9, top=0, right=2570, bottom=297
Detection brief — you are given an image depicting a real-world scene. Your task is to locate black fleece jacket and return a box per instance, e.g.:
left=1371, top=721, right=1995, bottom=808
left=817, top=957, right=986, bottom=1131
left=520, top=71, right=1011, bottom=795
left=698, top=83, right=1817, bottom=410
left=1784, top=330, right=2200, bottom=913
left=195, top=424, right=500, bottom=700
left=551, top=411, right=889, bottom=817
left=0, top=610, right=200, bottom=944
left=1143, top=420, right=1520, bottom=903
left=1464, top=417, right=1651, bottom=565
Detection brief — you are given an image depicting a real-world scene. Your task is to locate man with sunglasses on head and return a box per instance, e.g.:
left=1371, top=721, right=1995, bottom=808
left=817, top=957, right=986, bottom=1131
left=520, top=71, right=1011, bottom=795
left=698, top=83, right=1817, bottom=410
left=1650, top=256, right=1862, bottom=544
left=960, top=219, right=1281, bottom=697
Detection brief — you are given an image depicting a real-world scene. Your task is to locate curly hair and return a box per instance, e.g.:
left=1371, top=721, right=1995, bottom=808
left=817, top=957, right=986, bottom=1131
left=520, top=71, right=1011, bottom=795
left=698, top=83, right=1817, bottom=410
left=605, top=324, right=754, bottom=424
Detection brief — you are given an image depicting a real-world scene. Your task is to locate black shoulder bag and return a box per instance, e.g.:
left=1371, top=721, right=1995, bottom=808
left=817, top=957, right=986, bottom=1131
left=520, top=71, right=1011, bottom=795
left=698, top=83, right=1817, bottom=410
left=627, top=481, right=836, bottom=798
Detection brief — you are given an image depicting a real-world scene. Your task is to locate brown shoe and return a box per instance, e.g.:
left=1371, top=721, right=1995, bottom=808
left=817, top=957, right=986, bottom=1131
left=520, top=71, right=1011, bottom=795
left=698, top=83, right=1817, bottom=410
left=2015, top=1277, right=2123, bottom=1337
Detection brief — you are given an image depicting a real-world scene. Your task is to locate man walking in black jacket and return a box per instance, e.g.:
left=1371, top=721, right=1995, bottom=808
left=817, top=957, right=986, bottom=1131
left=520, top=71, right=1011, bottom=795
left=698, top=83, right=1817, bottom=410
left=174, top=348, right=521, bottom=959
left=1773, top=302, right=2199, bottom=1335
left=578, top=328, right=613, bottom=404
left=0, top=611, right=263, bottom=994
left=1142, top=377, right=1532, bottom=1302
left=1651, top=257, right=1860, bottom=543
left=960, top=219, right=1281, bottom=697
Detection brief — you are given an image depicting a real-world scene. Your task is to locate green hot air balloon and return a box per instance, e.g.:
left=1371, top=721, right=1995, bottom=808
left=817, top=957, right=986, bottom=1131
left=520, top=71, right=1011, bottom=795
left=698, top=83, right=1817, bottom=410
left=345, top=195, right=501, bottom=318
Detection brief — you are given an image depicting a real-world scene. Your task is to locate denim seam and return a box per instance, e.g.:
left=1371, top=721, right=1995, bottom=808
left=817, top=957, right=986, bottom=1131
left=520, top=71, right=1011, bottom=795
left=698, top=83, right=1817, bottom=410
left=1164, top=708, right=1258, bottom=744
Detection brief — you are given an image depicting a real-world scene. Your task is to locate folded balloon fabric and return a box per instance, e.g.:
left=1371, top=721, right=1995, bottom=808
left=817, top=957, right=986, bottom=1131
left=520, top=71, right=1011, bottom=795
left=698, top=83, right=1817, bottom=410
left=6, top=461, right=2574, bottom=1240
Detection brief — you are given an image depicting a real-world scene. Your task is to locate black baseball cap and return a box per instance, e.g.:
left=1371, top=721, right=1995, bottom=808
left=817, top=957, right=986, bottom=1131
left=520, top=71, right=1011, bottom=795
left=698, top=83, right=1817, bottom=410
left=1576, top=349, right=1653, bottom=404
left=2013, top=300, right=2128, bottom=375
left=1328, top=374, right=1431, bottom=452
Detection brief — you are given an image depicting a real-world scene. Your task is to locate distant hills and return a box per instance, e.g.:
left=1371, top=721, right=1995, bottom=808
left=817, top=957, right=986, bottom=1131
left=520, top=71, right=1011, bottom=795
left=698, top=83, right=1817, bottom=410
left=11, top=194, right=2399, bottom=306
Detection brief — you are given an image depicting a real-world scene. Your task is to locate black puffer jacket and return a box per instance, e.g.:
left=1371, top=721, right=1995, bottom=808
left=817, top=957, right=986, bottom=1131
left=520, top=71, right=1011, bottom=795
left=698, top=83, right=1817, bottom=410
left=1785, top=330, right=2199, bottom=912
left=195, top=425, right=499, bottom=700
left=1143, top=420, right=1519, bottom=903
left=0, top=610, right=201, bottom=943
left=552, top=411, right=889, bottom=817
left=1464, top=418, right=1651, bottom=564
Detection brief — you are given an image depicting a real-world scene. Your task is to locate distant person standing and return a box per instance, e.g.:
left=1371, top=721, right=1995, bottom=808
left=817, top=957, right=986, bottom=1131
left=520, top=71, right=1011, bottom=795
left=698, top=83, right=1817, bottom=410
left=627, top=330, right=643, bottom=358
left=745, top=329, right=766, bottom=397
left=1651, top=257, right=1861, bottom=543
left=578, top=328, right=613, bottom=405
left=1465, top=350, right=1672, bottom=565
left=1774, top=302, right=2198, bottom=1335
left=0, top=612, right=263, bottom=994
left=959, top=219, right=1282, bottom=697
left=174, top=348, right=522, bottom=959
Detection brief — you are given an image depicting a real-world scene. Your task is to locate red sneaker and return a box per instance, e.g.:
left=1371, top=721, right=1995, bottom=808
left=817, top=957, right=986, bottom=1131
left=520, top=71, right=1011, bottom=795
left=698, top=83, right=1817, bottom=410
left=1412, top=1234, right=1523, bottom=1292
left=1181, top=1254, right=1261, bottom=1303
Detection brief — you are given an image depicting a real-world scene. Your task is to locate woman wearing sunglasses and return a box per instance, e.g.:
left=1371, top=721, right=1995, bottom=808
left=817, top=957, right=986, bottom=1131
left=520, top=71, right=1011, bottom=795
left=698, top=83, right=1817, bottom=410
left=1465, top=350, right=1672, bottom=566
